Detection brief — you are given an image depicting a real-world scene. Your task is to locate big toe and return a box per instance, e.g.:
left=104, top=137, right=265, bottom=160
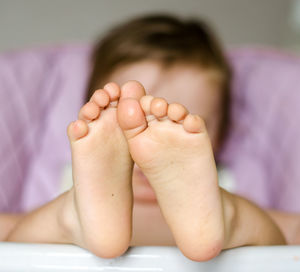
left=120, top=80, right=146, bottom=101
left=117, top=98, right=147, bottom=140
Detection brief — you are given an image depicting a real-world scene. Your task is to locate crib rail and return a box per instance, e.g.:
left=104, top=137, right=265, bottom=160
left=0, top=242, right=299, bottom=271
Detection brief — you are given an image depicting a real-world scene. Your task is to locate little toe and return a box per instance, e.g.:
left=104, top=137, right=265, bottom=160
left=167, top=103, right=188, bottom=122
left=78, top=101, right=100, bottom=122
left=103, top=82, right=121, bottom=101
left=183, top=114, right=206, bottom=133
left=120, top=80, right=146, bottom=101
left=90, top=89, right=110, bottom=108
left=150, top=97, right=168, bottom=119
left=117, top=98, right=147, bottom=139
left=67, top=120, right=89, bottom=141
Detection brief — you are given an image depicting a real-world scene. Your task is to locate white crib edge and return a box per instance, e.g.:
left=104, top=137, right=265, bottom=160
left=0, top=242, right=299, bottom=271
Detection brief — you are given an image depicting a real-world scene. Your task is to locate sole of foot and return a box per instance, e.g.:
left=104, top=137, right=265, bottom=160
left=66, top=81, right=145, bottom=258
left=117, top=88, right=224, bottom=261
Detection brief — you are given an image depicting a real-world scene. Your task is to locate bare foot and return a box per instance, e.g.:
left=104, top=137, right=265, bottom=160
left=117, top=89, right=224, bottom=261
left=66, top=81, right=145, bottom=258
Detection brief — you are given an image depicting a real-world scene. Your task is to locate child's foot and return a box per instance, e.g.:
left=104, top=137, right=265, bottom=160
left=117, top=92, right=224, bottom=261
left=66, top=81, right=145, bottom=258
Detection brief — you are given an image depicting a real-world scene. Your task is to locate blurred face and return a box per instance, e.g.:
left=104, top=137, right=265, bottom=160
left=108, top=61, right=223, bottom=202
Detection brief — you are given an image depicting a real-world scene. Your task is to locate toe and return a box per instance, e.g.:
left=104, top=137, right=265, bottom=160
left=117, top=98, right=147, bottom=139
left=121, top=80, right=146, bottom=100
left=140, top=95, right=154, bottom=115
left=67, top=120, right=89, bottom=141
left=167, top=103, right=188, bottom=122
left=103, top=82, right=121, bottom=101
left=78, top=101, right=100, bottom=122
left=90, top=89, right=110, bottom=108
left=183, top=114, right=206, bottom=133
left=150, top=97, right=168, bottom=119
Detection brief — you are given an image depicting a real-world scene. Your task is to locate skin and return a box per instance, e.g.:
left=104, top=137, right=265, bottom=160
left=267, top=210, right=300, bottom=244
left=1, top=62, right=288, bottom=261
left=0, top=214, right=24, bottom=241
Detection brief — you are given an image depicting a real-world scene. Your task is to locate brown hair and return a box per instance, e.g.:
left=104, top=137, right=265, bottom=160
left=86, top=14, right=231, bottom=148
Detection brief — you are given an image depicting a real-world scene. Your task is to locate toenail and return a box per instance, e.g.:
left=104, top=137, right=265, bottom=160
left=110, top=101, right=118, bottom=107
left=146, top=115, right=156, bottom=122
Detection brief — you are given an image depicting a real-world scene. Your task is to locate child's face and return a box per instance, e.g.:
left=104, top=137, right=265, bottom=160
left=108, top=61, right=223, bottom=202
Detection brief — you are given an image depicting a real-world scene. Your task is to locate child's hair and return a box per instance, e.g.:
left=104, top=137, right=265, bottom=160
left=86, top=14, right=231, bottom=148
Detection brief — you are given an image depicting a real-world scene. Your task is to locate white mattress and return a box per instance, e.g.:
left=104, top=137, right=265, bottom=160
left=0, top=243, right=299, bottom=271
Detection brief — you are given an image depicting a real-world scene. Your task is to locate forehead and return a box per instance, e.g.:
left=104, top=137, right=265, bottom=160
left=108, top=61, right=222, bottom=117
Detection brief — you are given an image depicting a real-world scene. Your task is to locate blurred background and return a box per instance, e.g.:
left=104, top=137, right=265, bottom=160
left=0, top=0, right=299, bottom=53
